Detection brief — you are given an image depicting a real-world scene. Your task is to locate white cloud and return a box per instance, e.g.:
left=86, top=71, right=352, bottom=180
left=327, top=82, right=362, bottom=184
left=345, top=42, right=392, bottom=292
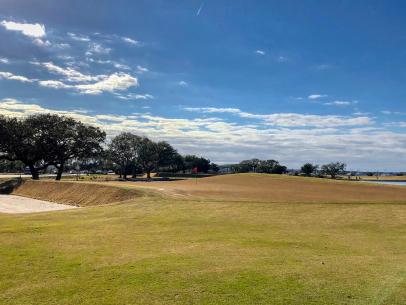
left=114, top=63, right=131, bottom=70
left=137, top=65, right=149, bottom=73
left=184, top=107, right=372, bottom=127
left=0, top=57, right=9, bottom=64
left=75, top=72, right=138, bottom=95
left=122, top=37, right=139, bottom=45
left=2, top=66, right=138, bottom=95
left=38, top=80, right=72, bottom=89
left=381, top=110, right=406, bottom=115
left=324, top=100, right=351, bottom=106
left=87, top=42, right=111, bottom=55
left=255, top=50, right=265, bottom=55
left=33, top=38, right=51, bottom=47
left=0, top=71, right=35, bottom=83
left=38, top=62, right=106, bottom=82
left=178, top=81, right=188, bottom=86
left=116, top=93, right=154, bottom=100
left=308, top=94, right=327, bottom=100
left=277, top=56, right=288, bottom=62
left=1, top=20, right=46, bottom=38
left=67, top=32, right=90, bottom=42
left=324, top=100, right=358, bottom=106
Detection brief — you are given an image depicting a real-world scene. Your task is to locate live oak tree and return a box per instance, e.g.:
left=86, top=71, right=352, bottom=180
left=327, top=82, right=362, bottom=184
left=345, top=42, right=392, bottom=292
left=156, top=141, right=182, bottom=172
left=184, top=155, right=211, bottom=173
left=0, top=115, right=49, bottom=179
left=137, top=137, right=160, bottom=179
left=0, top=114, right=105, bottom=180
left=301, top=163, right=319, bottom=176
left=321, top=162, right=346, bottom=179
left=108, top=133, right=142, bottom=179
left=33, top=114, right=106, bottom=180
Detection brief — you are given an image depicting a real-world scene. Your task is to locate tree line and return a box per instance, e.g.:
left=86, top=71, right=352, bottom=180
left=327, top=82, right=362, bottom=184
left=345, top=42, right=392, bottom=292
left=226, top=159, right=347, bottom=179
left=300, top=162, right=346, bottom=179
left=231, top=159, right=288, bottom=174
left=0, top=114, right=217, bottom=180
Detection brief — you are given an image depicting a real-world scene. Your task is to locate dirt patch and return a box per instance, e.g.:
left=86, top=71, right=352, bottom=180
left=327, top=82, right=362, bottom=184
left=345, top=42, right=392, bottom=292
left=12, top=180, right=140, bottom=207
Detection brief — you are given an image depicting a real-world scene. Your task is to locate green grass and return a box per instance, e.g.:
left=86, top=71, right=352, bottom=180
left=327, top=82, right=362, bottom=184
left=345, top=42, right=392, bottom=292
left=1, top=195, right=406, bottom=304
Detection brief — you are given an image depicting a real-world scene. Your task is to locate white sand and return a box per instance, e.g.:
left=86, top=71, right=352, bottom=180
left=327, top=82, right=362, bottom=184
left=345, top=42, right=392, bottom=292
left=0, top=195, right=77, bottom=214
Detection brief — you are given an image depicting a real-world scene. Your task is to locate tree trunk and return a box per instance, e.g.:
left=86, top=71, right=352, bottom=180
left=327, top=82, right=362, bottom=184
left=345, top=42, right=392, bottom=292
left=147, top=170, right=151, bottom=179
left=28, top=164, right=39, bottom=180
left=55, top=163, right=64, bottom=181
left=122, top=166, right=127, bottom=180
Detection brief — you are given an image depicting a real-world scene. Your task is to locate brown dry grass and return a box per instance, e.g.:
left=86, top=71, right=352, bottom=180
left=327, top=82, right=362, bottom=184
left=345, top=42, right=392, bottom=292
left=109, top=173, right=406, bottom=203
left=12, top=180, right=141, bottom=206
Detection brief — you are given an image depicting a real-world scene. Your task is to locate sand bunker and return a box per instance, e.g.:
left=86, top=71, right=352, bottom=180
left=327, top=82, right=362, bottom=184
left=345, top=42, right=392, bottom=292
left=0, top=195, right=77, bottom=214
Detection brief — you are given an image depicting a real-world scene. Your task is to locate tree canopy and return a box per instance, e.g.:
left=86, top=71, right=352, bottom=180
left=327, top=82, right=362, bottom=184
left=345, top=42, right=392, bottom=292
left=0, top=114, right=105, bottom=180
left=321, top=162, right=346, bottom=179
left=301, top=163, right=319, bottom=176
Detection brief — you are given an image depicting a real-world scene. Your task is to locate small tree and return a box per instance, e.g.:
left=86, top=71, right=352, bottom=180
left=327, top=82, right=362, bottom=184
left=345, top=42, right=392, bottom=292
left=108, top=133, right=142, bottom=179
left=301, top=163, right=318, bottom=176
left=321, top=162, right=346, bottom=179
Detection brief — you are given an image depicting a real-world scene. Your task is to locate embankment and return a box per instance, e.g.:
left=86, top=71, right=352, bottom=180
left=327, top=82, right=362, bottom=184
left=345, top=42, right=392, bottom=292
left=11, top=180, right=140, bottom=206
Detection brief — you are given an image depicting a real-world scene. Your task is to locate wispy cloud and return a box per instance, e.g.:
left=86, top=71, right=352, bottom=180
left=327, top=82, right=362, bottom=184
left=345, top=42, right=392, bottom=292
left=0, top=57, right=9, bottom=64
left=0, top=71, right=35, bottom=83
left=1, top=67, right=138, bottom=95
left=308, top=94, right=327, bottom=100
left=34, top=61, right=106, bottom=82
left=67, top=32, right=90, bottom=42
left=184, top=107, right=372, bottom=127
left=178, top=80, right=188, bottom=86
left=381, top=110, right=406, bottom=115
left=116, top=93, right=154, bottom=100
left=122, top=36, right=139, bottom=45
left=137, top=65, right=149, bottom=73
left=277, top=56, right=288, bottom=62
left=324, top=100, right=352, bottom=106
left=255, top=50, right=266, bottom=55
left=86, top=42, right=111, bottom=55
left=196, top=3, right=205, bottom=16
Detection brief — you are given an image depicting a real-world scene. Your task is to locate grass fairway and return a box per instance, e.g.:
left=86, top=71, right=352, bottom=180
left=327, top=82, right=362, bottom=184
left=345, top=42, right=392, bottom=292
left=0, top=175, right=406, bottom=304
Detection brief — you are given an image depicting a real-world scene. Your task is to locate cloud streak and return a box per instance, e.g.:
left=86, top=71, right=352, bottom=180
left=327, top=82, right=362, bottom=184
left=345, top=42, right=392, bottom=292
left=184, top=107, right=372, bottom=127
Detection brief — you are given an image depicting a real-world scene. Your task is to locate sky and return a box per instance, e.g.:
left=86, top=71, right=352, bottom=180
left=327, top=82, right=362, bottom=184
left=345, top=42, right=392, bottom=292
left=0, top=0, right=406, bottom=171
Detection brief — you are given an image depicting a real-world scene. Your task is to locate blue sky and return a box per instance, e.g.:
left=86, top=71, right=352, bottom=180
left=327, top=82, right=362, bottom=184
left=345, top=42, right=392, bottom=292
left=0, top=0, right=406, bottom=170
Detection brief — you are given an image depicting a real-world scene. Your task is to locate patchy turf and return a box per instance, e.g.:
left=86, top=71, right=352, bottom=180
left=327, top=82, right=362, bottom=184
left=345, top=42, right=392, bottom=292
left=11, top=180, right=141, bottom=206
left=0, top=174, right=405, bottom=305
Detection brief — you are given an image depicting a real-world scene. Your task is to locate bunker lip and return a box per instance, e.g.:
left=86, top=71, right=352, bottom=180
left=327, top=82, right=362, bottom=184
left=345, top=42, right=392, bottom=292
left=0, top=194, right=77, bottom=214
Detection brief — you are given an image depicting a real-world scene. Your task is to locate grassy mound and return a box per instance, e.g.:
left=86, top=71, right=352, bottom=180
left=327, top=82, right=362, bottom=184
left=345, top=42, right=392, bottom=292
left=12, top=180, right=140, bottom=206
